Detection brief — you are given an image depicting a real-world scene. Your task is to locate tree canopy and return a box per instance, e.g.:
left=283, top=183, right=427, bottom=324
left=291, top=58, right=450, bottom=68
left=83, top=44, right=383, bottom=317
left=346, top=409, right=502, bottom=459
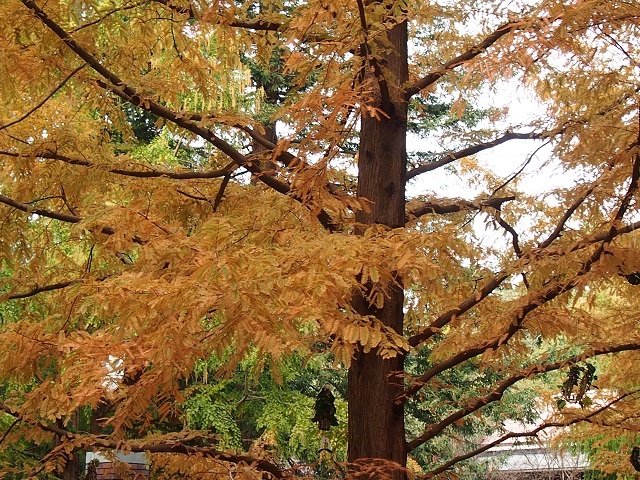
left=1, top=0, right=640, bottom=478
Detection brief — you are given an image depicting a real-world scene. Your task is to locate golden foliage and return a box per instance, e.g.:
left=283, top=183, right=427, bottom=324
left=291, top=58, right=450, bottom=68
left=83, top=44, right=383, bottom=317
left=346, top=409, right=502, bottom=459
left=0, top=0, right=640, bottom=477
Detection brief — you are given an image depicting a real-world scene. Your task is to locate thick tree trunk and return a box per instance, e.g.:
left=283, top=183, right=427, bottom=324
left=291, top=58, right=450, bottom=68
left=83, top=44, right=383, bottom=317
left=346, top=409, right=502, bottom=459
left=55, top=415, right=80, bottom=480
left=250, top=123, right=277, bottom=185
left=348, top=19, right=409, bottom=479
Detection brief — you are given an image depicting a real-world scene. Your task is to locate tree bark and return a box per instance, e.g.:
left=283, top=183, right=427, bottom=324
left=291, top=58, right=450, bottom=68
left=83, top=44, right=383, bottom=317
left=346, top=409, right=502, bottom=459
left=250, top=123, right=277, bottom=185
left=55, top=414, right=80, bottom=480
left=348, top=18, right=409, bottom=479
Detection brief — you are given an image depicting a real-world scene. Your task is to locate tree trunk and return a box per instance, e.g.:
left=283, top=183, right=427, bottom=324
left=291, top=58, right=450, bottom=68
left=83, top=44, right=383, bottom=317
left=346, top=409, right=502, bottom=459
left=55, top=415, right=80, bottom=480
left=348, top=18, right=409, bottom=479
left=250, top=123, right=277, bottom=185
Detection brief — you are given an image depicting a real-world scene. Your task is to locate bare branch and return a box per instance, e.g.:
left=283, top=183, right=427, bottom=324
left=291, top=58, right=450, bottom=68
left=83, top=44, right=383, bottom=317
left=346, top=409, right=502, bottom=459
left=406, top=195, right=515, bottom=221
left=406, top=131, right=540, bottom=180
left=404, top=21, right=521, bottom=99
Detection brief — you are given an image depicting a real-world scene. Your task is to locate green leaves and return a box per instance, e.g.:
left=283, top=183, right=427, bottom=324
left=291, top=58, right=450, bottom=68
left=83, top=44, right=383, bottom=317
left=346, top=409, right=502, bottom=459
left=183, top=382, right=243, bottom=449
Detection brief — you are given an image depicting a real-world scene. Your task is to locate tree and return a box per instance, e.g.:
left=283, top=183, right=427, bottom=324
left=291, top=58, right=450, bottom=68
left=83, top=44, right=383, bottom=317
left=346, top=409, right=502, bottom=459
left=1, top=0, right=640, bottom=478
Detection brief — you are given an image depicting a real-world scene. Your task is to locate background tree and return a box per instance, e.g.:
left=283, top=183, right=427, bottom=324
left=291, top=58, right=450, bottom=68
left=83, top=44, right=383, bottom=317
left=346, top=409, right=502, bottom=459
left=1, top=0, right=640, bottom=479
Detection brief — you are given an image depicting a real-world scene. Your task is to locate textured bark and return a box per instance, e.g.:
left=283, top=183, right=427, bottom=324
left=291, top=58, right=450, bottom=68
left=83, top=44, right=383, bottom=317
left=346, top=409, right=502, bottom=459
left=55, top=415, right=80, bottom=480
left=250, top=123, right=277, bottom=185
left=348, top=18, right=409, bottom=479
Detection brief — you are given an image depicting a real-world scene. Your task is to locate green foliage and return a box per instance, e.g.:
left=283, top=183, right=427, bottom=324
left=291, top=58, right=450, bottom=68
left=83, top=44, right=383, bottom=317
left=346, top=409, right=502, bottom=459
left=183, top=381, right=244, bottom=449
left=182, top=352, right=348, bottom=465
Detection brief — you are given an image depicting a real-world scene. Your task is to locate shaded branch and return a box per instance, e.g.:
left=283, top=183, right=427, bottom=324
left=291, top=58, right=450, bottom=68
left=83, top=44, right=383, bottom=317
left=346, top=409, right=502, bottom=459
left=176, top=189, right=211, bottom=203
left=495, top=214, right=522, bottom=257
left=491, top=140, right=550, bottom=196
left=3, top=280, right=80, bottom=301
left=406, top=219, right=640, bottom=351
left=0, top=193, right=88, bottom=226
left=213, top=172, right=231, bottom=212
left=407, top=131, right=541, bottom=180
left=0, top=402, right=288, bottom=479
left=418, top=390, right=640, bottom=478
left=407, top=345, right=640, bottom=451
left=354, top=0, right=391, bottom=113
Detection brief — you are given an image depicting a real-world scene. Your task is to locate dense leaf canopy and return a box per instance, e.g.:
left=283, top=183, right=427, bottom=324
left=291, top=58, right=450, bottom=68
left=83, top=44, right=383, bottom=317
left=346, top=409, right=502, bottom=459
left=1, top=0, right=640, bottom=478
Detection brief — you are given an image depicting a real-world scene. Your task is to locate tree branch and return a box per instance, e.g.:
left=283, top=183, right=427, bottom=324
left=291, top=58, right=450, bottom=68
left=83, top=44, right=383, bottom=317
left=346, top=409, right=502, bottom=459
left=19, top=0, right=337, bottom=231
left=0, top=64, right=86, bottom=132
left=0, top=149, right=237, bottom=180
left=418, top=390, right=640, bottom=478
left=403, top=156, right=640, bottom=403
left=495, top=214, right=523, bottom=257
left=538, top=162, right=615, bottom=249
left=0, top=402, right=288, bottom=479
left=2, top=274, right=111, bottom=301
left=406, top=195, right=515, bottom=221
left=406, top=131, right=540, bottom=180
left=354, top=0, right=392, bottom=113
left=3, top=280, right=80, bottom=301
left=407, top=346, right=640, bottom=452
left=0, top=193, right=144, bottom=243
left=405, top=245, right=610, bottom=400
left=19, top=0, right=287, bottom=192
left=213, top=172, right=231, bottom=212
left=407, top=201, right=640, bottom=350
left=150, top=0, right=283, bottom=31
left=401, top=276, right=583, bottom=404
left=404, top=21, right=522, bottom=99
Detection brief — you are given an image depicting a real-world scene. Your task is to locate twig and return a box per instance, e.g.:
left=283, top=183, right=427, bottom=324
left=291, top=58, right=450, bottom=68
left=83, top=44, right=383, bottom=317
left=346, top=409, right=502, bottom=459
left=0, top=64, right=86, bottom=131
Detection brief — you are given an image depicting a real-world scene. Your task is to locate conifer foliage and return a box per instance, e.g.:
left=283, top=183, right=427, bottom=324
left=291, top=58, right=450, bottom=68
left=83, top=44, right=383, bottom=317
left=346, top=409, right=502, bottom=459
left=1, top=0, right=640, bottom=478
